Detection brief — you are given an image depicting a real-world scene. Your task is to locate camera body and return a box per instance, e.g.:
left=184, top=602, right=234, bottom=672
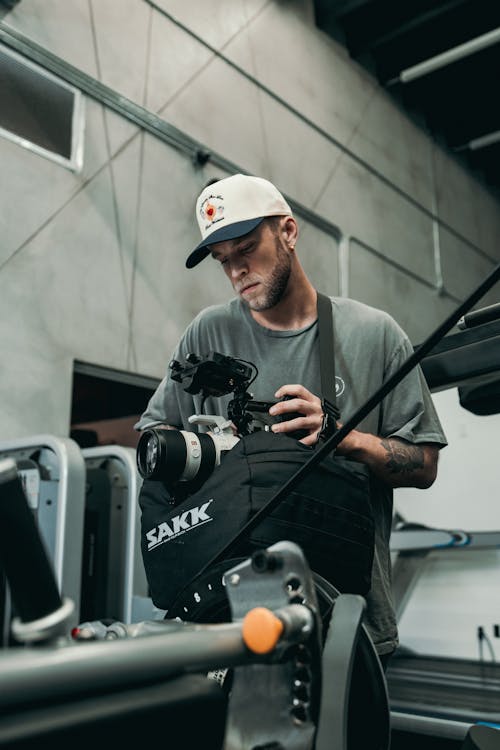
left=136, top=352, right=306, bottom=487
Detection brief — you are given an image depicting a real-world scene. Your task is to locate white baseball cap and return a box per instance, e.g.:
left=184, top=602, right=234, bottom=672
left=186, top=173, right=292, bottom=269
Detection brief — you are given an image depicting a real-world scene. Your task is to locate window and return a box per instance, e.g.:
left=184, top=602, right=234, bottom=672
left=0, top=43, right=84, bottom=170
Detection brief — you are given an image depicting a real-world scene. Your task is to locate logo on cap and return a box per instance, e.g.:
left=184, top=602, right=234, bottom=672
left=200, top=195, right=225, bottom=229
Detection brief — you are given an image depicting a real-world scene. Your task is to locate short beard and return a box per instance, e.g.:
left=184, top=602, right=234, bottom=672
left=245, top=237, right=291, bottom=312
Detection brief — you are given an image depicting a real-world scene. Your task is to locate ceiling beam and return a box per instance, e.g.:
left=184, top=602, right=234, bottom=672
left=387, top=26, right=500, bottom=84
left=455, top=129, right=500, bottom=152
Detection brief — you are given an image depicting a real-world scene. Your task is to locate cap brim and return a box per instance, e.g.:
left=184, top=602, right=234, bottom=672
left=186, top=217, right=264, bottom=269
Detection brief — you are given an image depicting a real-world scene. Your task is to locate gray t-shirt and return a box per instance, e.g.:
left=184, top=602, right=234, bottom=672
left=136, top=296, right=447, bottom=654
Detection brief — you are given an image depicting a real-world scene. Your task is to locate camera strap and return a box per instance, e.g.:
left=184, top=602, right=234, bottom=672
left=316, top=292, right=341, bottom=441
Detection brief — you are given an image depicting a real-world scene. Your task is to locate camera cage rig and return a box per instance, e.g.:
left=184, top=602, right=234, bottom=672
left=135, top=351, right=308, bottom=486
left=169, top=350, right=300, bottom=436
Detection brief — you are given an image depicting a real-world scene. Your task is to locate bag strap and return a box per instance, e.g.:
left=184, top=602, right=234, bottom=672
left=316, top=292, right=341, bottom=438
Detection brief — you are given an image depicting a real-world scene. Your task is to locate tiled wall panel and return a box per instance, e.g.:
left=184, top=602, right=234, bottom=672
left=348, top=239, right=457, bottom=344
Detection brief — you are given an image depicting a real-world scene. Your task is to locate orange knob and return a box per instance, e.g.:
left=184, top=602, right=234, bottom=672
left=242, top=607, right=284, bottom=654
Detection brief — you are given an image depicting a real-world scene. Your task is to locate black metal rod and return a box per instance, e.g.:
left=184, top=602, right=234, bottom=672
left=202, top=262, right=500, bottom=573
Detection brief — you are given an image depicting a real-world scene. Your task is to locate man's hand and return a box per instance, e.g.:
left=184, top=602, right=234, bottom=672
left=268, top=389, right=440, bottom=487
left=269, top=384, right=324, bottom=447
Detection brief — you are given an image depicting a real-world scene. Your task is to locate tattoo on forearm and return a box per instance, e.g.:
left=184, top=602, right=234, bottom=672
left=380, top=439, right=425, bottom=475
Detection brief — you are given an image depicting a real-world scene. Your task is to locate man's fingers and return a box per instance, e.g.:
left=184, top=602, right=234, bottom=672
left=274, top=384, right=316, bottom=402
left=270, top=384, right=324, bottom=442
left=269, top=397, right=312, bottom=416
left=271, top=413, right=323, bottom=435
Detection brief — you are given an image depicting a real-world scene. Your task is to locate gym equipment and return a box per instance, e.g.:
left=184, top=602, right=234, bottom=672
left=0, top=456, right=390, bottom=750
left=419, top=316, right=500, bottom=394
left=0, top=434, right=85, bottom=638
left=390, top=521, right=500, bottom=621
left=462, top=725, right=500, bottom=750
left=80, top=446, right=156, bottom=624
left=387, top=296, right=500, bottom=745
left=388, top=524, right=500, bottom=745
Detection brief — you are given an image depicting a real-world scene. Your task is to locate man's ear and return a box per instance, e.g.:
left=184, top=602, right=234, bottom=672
left=282, top=216, right=298, bottom=249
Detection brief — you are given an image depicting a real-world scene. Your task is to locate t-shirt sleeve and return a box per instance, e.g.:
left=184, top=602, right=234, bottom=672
left=133, top=372, right=183, bottom=431
left=379, top=331, right=448, bottom=448
left=133, top=325, right=200, bottom=431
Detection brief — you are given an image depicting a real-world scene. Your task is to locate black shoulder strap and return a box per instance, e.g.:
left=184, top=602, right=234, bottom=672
left=316, top=292, right=341, bottom=429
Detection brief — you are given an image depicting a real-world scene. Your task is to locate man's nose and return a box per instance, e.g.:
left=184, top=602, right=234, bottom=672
left=229, top=257, right=248, bottom=279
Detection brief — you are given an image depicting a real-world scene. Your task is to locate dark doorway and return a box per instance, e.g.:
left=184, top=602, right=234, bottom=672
left=70, top=361, right=159, bottom=449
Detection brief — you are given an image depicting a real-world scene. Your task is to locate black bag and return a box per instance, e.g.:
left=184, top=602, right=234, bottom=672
left=139, top=430, right=374, bottom=612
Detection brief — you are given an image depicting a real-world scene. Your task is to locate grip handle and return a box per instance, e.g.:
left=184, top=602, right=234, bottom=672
left=0, top=458, right=62, bottom=623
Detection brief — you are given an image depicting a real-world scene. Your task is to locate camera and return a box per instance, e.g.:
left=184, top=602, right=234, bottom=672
left=136, top=352, right=306, bottom=487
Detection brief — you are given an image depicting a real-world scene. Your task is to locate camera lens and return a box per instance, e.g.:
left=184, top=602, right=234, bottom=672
left=144, top=433, right=159, bottom=475
left=137, top=429, right=188, bottom=482
left=136, top=428, right=227, bottom=485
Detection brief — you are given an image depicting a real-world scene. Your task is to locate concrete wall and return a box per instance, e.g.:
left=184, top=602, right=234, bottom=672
left=0, top=0, right=499, bottom=444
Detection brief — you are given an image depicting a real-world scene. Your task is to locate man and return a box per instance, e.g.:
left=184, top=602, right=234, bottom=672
left=135, top=173, right=447, bottom=661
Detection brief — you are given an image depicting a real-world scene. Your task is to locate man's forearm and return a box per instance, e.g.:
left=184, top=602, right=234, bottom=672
left=336, top=430, right=439, bottom=489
